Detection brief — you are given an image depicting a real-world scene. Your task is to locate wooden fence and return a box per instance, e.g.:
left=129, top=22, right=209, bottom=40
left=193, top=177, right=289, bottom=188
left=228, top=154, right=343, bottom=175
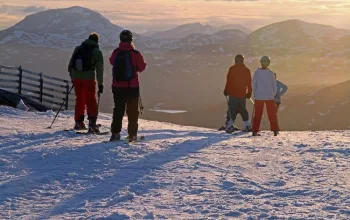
left=0, top=64, right=75, bottom=110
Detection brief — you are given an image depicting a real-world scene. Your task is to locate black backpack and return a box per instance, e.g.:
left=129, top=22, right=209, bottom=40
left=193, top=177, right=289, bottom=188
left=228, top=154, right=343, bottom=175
left=112, top=49, right=137, bottom=82
left=72, top=45, right=94, bottom=72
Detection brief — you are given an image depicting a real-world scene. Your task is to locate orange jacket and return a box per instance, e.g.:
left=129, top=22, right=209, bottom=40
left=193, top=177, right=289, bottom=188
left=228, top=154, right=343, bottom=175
left=225, top=64, right=252, bottom=98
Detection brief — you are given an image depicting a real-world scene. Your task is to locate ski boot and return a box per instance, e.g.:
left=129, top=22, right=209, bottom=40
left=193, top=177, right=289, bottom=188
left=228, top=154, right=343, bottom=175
left=226, top=125, right=240, bottom=133
left=128, top=135, right=137, bottom=143
left=219, top=119, right=232, bottom=131
left=110, top=133, right=121, bottom=142
left=273, top=131, right=279, bottom=136
left=218, top=125, right=226, bottom=131
left=74, top=116, right=87, bottom=130
left=242, top=126, right=252, bottom=132
left=252, top=132, right=261, bottom=136
left=88, top=117, right=100, bottom=133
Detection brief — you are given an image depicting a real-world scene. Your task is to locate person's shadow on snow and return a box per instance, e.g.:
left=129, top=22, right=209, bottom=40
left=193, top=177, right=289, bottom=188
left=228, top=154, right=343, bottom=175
left=44, top=129, right=239, bottom=217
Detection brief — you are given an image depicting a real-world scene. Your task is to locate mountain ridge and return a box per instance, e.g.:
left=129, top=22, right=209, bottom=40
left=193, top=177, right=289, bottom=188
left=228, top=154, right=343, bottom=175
left=0, top=6, right=123, bottom=49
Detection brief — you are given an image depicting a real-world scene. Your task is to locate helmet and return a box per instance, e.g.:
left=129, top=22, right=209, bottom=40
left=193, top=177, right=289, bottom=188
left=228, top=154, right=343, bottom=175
left=235, top=54, right=244, bottom=64
left=120, top=30, right=133, bottom=42
left=260, top=56, right=271, bottom=66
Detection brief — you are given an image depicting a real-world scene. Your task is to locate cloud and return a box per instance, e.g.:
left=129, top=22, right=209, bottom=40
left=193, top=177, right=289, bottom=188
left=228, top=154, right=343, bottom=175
left=0, top=5, right=48, bottom=30
left=22, top=6, right=48, bottom=13
left=0, top=5, right=48, bottom=15
left=0, top=0, right=349, bottom=32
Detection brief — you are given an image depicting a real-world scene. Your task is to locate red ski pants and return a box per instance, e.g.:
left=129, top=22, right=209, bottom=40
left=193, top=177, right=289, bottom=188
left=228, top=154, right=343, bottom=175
left=73, top=79, right=98, bottom=121
left=252, top=100, right=280, bottom=132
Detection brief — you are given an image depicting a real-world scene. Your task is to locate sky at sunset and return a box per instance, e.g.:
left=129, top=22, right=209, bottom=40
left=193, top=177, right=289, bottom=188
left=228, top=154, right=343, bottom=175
left=0, top=0, right=349, bottom=32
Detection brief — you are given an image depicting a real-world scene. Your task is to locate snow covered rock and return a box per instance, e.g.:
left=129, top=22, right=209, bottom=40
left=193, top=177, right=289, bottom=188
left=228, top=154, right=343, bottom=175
left=16, top=99, right=29, bottom=111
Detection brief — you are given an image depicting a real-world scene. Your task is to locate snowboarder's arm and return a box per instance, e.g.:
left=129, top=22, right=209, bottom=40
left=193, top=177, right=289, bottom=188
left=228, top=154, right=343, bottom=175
left=68, top=47, right=77, bottom=74
left=109, top=49, right=118, bottom=65
left=224, top=68, right=231, bottom=92
left=247, top=69, right=252, bottom=94
left=136, top=52, right=147, bottom=73
left=278, top=81, right=288, bottom=97
left=95, top=49, right=104, bottom=86
left=272, top=73, right=277, bottom=97
left=252, top=71, right=257, bottom=96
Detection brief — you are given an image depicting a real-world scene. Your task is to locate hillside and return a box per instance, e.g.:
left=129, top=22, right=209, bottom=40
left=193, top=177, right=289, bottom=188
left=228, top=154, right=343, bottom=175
left=246, top=19, right=350, bottom=55
left=279, top=80, right=350, bottom=130
left=0, top=106, right=349, bottom=219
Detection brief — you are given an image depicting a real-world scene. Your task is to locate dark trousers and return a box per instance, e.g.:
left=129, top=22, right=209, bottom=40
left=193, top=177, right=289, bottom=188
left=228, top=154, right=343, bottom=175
left=111, top=87, right=139, bottom=136
left=226, top=96, right=249, bottom=123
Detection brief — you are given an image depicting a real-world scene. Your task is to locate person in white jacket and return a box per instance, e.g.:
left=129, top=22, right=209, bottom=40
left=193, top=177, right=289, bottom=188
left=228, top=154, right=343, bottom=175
left=252, top=56, right=280, bottom=136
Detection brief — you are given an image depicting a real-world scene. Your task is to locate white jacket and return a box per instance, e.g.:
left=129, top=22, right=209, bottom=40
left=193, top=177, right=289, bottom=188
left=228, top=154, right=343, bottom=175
left=253, top=68, right=277, bottom=100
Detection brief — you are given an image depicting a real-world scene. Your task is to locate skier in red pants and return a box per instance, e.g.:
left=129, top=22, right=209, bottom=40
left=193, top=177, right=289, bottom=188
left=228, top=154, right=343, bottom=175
left=68, top=33, right=104, bottom=133
left=252, top=56, right=280, bottom=136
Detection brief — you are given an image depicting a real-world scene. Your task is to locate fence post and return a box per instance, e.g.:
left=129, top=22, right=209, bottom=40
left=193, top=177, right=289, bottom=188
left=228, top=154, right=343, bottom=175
left=39, top=73, right=43, bottom=103
left=18, top=66, right=23, bottom=95
left=65, top=82, right=69, bottom=110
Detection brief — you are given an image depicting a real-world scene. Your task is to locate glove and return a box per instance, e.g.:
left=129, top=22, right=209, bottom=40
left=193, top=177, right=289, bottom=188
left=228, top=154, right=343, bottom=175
left=245, top=92, right=252, bottom=99
left=223, top=90, right=228, bottom=96
left=98, top=85, right=104, bottom=94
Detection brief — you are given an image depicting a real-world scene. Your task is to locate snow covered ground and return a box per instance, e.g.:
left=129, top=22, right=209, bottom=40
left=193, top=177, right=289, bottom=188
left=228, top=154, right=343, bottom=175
left=0, top=106, right=349, bottom=219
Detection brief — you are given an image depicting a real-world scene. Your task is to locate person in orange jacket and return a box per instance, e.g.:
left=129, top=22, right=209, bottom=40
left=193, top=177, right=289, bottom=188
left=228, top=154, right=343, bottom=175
left=222, top=54, right=252, bottom=133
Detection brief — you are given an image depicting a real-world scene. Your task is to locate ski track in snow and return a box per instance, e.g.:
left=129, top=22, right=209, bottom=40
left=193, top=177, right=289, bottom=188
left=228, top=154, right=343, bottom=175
left=0, top=106, right=349, bottom=219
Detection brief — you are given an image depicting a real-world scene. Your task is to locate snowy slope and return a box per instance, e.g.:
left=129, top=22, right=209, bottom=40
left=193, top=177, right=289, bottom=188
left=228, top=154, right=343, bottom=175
left=0, top=106, right=349, bottom=219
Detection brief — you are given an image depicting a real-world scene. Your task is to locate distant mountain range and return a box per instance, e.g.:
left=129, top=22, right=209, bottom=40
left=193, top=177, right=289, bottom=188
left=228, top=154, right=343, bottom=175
left=146, top=22, right=251, bottom=39
left=0, top=6, right=349, bottom=130
left=1, top=6, right=348, bottom=54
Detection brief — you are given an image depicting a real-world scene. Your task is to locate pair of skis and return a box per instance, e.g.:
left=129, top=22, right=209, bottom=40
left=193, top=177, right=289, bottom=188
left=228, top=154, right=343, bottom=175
left=64, top=124, right=109, bottom=135
left=64, top=128, right=145, bottom=144
left=102, top=136, right=146, bottom=144
left=64, top=129, right=110, bottom=135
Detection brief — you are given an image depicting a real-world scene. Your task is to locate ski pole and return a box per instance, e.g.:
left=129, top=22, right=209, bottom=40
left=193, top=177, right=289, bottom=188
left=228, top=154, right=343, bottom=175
left=249, top=98, right=269, bottom=130
left=47, top=85, right=74, bottom=129
left=97, top=92, right=101, bottom=111
left=139, top=96, right=144, bottom=115
left=250, top=102, right=255, bottom=128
